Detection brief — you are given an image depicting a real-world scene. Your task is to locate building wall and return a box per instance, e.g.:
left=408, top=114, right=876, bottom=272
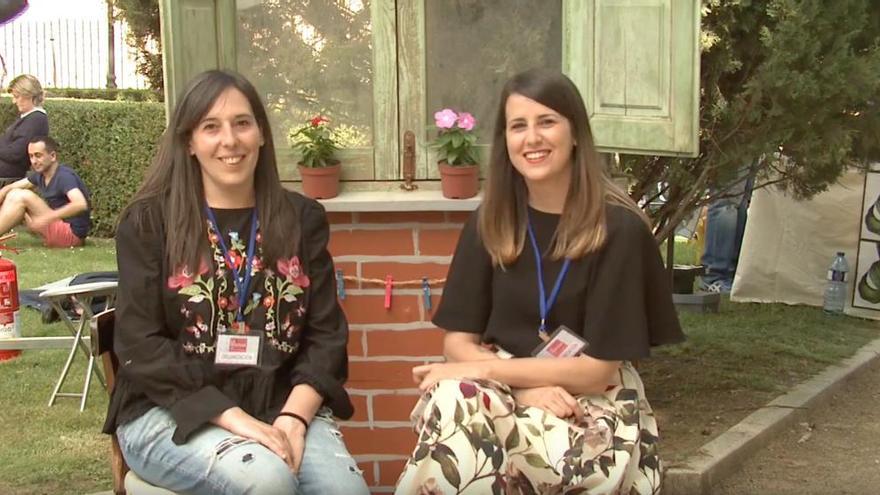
left=328, top=210, right=469, bottom=492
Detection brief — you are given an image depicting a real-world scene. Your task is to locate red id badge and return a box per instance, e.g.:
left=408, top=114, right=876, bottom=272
left=531, top=325, right=589, bottom=358
left=215, top=330, right=262, bottom=367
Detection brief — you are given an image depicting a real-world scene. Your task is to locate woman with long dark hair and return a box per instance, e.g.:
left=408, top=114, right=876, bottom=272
left=103, top=70, right=369, bottom=495
left=396, top=69, right=685, bottom=493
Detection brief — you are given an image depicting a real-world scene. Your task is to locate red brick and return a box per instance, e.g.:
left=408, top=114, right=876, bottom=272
left=372, top=394, right=419, bottom=422
left=341, top=426, right=417, bottom=456
left=358, top=211, right=446, bottom=223
left=348, top=330, right=365, bottom=357
left=347, top=361, right=419, bottom=388
left=357, top=461, right=376, bottom=486
left=378, top=459, right=408, bottom=486
left=366, top=329, right=444, bottom=357
left=418, top=228, right=463, bottom=256
left=332, top=261, right=359, bottom=289
left=360, top=262, right=450, bottom=287
left=340, top=295, right=423, bottom=325
left=349, top=394, right=369, bottom=422
left=326, top=212, right=353, bottom=224
left=446, top=211, right=472, bottom=223
left=329, top=229, right=414, bottom=256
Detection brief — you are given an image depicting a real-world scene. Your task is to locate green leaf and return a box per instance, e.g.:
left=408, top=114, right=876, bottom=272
left=244, top=298, right=259, bottom=315
left=446, top=149, right=460, bottom=165
left=491, top=447, right=504, bottom=470
left=459, top=425, right=480, bottom=450
left=599, top=456, right=612, bottom=477
left=504, top=424, right=520, bottom=450
left=431, top=446, right=461, bottom=488
left=524, top=453, right=550, bottom=469
left=525, top=424, right=541, bottom=437
left=178, top=285, right=202, bottom=297
left=413, top=443, right=429, bottom=462
left=453, top=403, right=463, bottom=423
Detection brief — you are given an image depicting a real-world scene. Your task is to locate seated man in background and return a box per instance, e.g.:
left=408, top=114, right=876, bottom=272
left=0, top=136, right=91, bottom=247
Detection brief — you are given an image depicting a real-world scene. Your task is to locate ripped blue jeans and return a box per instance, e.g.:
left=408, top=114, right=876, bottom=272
left=116, top=406, right=369, bottom=495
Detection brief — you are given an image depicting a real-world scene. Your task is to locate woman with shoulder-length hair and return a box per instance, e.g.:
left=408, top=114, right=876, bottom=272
left=103, top=70, right=369, bottom=495
left=1, top=74, right=48, bottom=178
left=396, top=68, right=685, bottom=494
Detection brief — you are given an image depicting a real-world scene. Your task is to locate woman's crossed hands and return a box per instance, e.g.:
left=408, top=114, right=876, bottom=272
left=214, top=407, right=303, bottom=471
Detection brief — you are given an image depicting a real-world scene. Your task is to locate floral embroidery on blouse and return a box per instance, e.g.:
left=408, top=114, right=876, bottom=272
left=169, top=217, right=310, bottom=356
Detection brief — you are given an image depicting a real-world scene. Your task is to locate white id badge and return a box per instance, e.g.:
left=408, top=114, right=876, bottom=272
left=215, top=333, right=261, bottom=366
left=531, top=325, right=589, bottom=358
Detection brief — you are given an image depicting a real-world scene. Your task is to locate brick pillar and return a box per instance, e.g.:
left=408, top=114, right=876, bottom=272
left=327, top=211, right=469, bottom=492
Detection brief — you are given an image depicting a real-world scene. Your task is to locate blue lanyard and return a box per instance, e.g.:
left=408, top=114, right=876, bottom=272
left=204, top=206, right=258, bottom=323
left=526, top=216, right=572, bottom=335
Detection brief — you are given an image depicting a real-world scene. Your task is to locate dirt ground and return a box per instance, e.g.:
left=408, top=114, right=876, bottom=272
left=713, top=359, right=880, bottom=495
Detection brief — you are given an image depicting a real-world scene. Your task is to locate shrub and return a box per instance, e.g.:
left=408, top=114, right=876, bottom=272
left=0, top=96, right=165, bottom=237
left=44, top=87, right=163, bottom=102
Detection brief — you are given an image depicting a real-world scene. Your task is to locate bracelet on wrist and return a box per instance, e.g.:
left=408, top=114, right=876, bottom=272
left=276, top=411, right=310, bottom=429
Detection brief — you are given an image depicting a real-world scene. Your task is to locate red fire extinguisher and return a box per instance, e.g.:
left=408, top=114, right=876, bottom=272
left=0, top=253, right=20, bottom=361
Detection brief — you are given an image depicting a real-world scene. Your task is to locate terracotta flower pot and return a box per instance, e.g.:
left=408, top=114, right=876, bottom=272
left=438, top=161, right=479, bottom=199
left=299, top=162, right=341, bottom=199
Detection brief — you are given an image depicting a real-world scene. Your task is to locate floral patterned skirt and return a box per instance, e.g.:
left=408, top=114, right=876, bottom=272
left=395, top=362, right=662, bottom=494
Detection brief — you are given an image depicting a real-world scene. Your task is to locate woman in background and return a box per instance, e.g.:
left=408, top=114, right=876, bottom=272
left=1, top=74, right=48, bottom=178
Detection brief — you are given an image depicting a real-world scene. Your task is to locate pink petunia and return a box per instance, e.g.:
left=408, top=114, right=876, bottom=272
left=457, top=112, right=476, bottom=131
left=277, top=256, right=311, bottom=287
left=434, top=108, right=458, bottom=129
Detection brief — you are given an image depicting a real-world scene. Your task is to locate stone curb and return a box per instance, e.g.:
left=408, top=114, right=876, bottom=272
left=663, top=337, right=880, bottom=495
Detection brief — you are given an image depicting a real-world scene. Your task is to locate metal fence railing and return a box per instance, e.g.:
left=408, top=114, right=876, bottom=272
left=0, top=18, right=151, bottom=90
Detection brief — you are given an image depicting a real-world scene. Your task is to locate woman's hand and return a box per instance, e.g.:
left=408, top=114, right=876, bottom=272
left=512, top=386, right=584, bottom=421
left=412, top=361, right=489, bottom=393
left=213, top=407, right=295, bottom=469
left=273, top=415, right=307, bottom=473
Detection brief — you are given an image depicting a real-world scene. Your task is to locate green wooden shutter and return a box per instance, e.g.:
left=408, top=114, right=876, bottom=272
left=159, top=0, right=237, bottom=112
left=565, top=0, right=700, bottom=157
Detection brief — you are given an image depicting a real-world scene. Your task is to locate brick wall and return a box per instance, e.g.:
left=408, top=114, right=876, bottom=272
left=328, top=210, right=470, bottom=492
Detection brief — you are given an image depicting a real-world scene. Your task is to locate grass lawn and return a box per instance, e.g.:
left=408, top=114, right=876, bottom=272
left=0, top=236, right=877, bottom=493
left=0, top=233, right=116, bottom=495
left=642, top=300, right=880, bottom=465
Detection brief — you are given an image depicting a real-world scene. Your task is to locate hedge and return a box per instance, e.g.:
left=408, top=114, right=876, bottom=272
left=44, top=87, right=164, bottom=102
left=0, top=97, right=166, bottom=237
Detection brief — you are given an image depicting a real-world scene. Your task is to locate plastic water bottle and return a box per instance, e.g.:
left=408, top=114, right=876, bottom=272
left=823, top=252, right=849, bottom=314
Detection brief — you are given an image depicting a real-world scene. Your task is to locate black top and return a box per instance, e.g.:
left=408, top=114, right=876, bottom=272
left=27, top=165, right=91, bottom=238
left=0, top=110, right=49, bottom=178
left=103, top=192, right=352, bottom=444
left=433, top=204, right=684, bottom=360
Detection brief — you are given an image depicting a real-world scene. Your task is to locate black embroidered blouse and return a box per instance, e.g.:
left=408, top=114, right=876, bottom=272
left=103, top=192, right=351, bottom=444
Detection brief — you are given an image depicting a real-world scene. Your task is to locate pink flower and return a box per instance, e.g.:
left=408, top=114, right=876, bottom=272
left=433, top=108, right=458, bottom=129
left=457, top=112, right=476, bottom=131
left=277, top=256, right=310, bottom=287
left=167, top=262, right=209, bottom=289
left=310, top=115, right=329, bottom=127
